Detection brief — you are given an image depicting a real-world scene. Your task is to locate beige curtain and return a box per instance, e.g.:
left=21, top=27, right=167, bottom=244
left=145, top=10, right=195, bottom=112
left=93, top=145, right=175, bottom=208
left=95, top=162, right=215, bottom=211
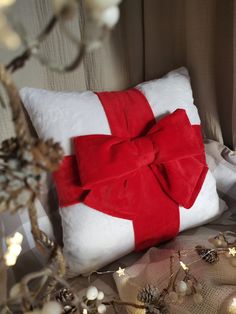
left=136, top=0, right=236, bottom=149
left=1, top=0, right=236, bottom=148
left=141, top=0, right=236, bottom=149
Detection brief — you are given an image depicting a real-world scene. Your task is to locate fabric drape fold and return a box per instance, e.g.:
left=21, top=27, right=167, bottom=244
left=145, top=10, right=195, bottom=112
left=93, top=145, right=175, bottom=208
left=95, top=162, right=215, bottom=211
left=142, top=0, right=236, bottom=149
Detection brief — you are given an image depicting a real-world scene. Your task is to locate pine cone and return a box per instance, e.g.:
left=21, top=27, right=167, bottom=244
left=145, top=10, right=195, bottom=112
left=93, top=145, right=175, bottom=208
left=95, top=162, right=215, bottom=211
left=195, top=246, right=219, bottom=264
left=157, top=299, right=169, bottom=314
left=56, top=288, right=74, bottom=304
left=146, top=300, right=169, bottom=314
left=146, top=306, right=161, bottom=314
left=137, top=284, right=159, bottom=304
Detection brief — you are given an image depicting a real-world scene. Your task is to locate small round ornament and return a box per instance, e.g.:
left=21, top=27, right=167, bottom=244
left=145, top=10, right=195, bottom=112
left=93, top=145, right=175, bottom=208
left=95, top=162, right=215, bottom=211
left=91, top=5, right=120, bottom=28
left=97, top=304, right=107, bottom=314
left=176, top=281, right=188, bottom=295
left=86, top=286, right=98, bottom=300
left=97, top=291, right=105, bottom=301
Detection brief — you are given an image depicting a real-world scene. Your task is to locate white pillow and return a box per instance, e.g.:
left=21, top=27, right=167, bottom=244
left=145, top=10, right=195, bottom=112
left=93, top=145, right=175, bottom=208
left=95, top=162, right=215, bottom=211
left=20, top=67, right=226, bottom=275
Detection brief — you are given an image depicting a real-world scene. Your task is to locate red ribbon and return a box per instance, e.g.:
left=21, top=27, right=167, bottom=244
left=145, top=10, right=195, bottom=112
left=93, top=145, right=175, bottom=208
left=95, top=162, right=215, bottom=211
left=53, top=89, right=208, bottom=250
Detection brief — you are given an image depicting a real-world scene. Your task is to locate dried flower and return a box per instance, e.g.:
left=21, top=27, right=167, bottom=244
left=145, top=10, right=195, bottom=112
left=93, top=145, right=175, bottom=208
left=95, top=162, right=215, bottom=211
left=0, top=137, right=63, bottom=213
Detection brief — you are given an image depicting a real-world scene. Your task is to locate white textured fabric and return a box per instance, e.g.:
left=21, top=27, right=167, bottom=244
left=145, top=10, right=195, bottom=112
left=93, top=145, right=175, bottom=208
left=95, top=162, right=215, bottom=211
left=20, top=68, right=225, bottom=275
left=137, top=67, right=200, bottom=125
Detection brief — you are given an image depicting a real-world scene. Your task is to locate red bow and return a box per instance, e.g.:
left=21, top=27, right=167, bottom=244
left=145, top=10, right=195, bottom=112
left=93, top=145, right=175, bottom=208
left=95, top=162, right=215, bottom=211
left=53, top=107, right=208, bottom=250
left=74, top=109, right=207, bottom=209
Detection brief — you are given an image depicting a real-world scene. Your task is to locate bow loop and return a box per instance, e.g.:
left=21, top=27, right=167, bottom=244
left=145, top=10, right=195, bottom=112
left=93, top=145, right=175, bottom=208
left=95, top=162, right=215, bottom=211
left=73, top=135, right=155, bottom=188
left=73, top=109, right=207, bottom=208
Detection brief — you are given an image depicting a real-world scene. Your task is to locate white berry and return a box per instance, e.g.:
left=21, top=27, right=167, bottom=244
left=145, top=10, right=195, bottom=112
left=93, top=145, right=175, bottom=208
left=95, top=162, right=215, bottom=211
left=86, top=286, right=98, bottom=300
left=97, top=304, right=107, bottom=314
left=176, top=281, right=188, bottom=294
left=97, top=291, right=105, bottom=300
left=92, top=5, right=120, bottom=28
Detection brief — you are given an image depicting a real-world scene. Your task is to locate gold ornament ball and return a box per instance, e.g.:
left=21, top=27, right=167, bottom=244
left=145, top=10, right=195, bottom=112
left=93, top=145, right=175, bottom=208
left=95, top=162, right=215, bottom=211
left=219, top=293, right=236, bottom=314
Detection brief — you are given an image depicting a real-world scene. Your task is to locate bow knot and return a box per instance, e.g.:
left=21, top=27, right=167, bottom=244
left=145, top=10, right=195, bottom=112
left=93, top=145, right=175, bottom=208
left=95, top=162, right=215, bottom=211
left=73, top=109, right=207, bottom=209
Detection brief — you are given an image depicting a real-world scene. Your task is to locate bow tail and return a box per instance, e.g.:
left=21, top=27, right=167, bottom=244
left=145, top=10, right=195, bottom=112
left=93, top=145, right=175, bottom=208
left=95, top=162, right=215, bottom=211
left=151, top=156, right=208, bottom=209
left=83, top=167, right=180, bottom=251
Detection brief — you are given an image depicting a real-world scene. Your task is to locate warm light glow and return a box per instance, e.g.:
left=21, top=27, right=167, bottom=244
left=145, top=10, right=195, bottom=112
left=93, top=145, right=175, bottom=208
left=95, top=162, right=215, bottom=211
left=83, top=309, right=88, bottom=314
left=6, top=232, right=23, bottom=246
left=0, top=0, right=15, bottom=8
left=4, top=253, right=17, bottom=266
left=180, top=261, right=189, bottom=271
left=229, top=298, right=236, bottom=314
left=4, top=232, right=23, bottom=266
left=116, top=267, right=125, bottom=277
left=8, top=243, right=22, bottom=256
left=3, top=31, right=21, bottom=49
left=229, top=247, right=236, bottom=257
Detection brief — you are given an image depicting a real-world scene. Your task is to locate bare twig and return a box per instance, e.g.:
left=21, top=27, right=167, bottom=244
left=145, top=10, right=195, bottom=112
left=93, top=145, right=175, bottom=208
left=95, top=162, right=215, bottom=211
left=104, top=300, right=147, bottom=310
left=6, top=16, right=58, bottom=73
left=32, top=43, right=86, bottom=73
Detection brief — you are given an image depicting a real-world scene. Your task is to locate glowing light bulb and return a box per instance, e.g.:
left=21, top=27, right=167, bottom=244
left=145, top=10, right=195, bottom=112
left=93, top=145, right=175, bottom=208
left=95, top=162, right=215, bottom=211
left=4, top=252, right=17, bottom=266
left=8, top=243, right=22, bottom=256
left=180, top=261, right=189, bottom=271
left=116, top=267, right=125, bottom=277
left=4, top=232, right=23, bottom=266
left=0, top=0, right=15, bottom=8
left=229, top=247, right=236, bottom=257
left=229, top=298, right=236, bottom=314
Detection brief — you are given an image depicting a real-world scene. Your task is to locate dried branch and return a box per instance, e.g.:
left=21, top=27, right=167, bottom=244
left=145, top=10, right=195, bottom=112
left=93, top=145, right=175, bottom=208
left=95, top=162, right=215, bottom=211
left=32, top=43, right=86, bottom=73
left=104, top=300, right=147, bottom=310
left=0, top=64, right=28, bottom=139
left=6, top=16, right=58, bottom=73
left=0, top=64, right=65, bottom=306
